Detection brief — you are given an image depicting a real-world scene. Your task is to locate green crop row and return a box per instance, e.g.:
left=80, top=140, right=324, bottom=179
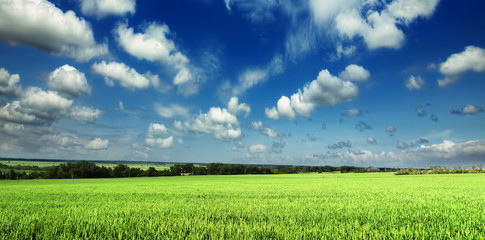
left=1, top=173, right=484, bottom=239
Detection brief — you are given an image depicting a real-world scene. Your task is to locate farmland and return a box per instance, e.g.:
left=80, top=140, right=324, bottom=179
left=1, top=173, right=484, bottom=239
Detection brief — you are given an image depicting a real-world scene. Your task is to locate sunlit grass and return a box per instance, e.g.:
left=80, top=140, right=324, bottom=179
left=1, top=173, right=484, bottom=239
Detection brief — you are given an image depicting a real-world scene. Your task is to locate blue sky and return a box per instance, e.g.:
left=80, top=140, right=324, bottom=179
left=1, top=0, right=485, bottom=167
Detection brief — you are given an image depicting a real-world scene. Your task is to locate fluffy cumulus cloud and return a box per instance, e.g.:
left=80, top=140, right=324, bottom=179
left=367, top=137, right=376, bottom=144
left=339, top=64, right=370, bottom=82
left=405, top=75, right=425, bottom=90
left=47, top=65, right=91, bottom=99
left=266, top=65, right=366, bottom=120
left=451, top=105, right=484, bottom=115
left=182, top=106, right=241, bottom=141
left=265, top=96, right=297, bottom=121
left=79, top=0, right=135, bottom=18
left=84, top=138, right=109, bottom=150
left=227, top=97, right=250, bottom=117
left=0, top=68, right=101, bottom=126
left=145, top=123, right=173, bottom=149
left=0, top=68, right=22, bottom=99
left=438, top=46, right=485, bottom=87
left=92, top=61, right=153, bottom=90
left=115, top=22, right=199, bottom=94
left=331, top=0, right=439, bottom=50
left=0, top=0, right=107, bottom=61
left=155, top=103, right=190, bottom=119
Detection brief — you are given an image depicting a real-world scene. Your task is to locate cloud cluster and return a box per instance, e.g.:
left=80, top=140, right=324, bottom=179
left=0, top=0, right=107, bottom=61
left=438, top=46, right=485, bottom=87
left=115, top=22, right=199, bottom=95
left=79, top=0, right=136, bottom=18
left=145, top=123, right=173, bottom=148
left=329, top=0, right=440, bottom=50
left=301, top=140, right=485, bottom=168
left=451, top=105, right=484, bottom=115
left=0, top=67, right=102, bottom=125
left=266, top=65, right=367, bottom=121
left=180, top=98, right=249, bottom=142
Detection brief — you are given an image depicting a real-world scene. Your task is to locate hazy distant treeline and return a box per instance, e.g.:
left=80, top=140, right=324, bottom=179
left=0, top=161, right=394, bottom=179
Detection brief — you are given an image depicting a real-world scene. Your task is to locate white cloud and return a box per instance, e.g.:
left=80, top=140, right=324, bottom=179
left=330, top=0, right=439, bottom=50
left=115, top=22, right=201, bottom=95
left=145, top=136, right=173, bottom=149
left=118, top=101, right=124, bottom=111
left=0, top=68, right=22, bottom=99
left=225, top=55, right=284, bottom=97
left=246, top=144, right=268, bottom=157
left=267, top=67, right=360, bottom=121
left=92, top=61, right=151, bottom=90
left=145, top=123, right=173, bottom=149
left=265, top=96, right=297, bottom=121
left=386, top=125, right=396, bottom=133
left=451, top=105, right=484, bottom=115
left=69, top=106, right=102, bottom=123
left=84, top=138, right=109, bottom=150
left=0, top=0, right=107, bottom=61
left=227, top=96, right=250, bottom=117
left=207, top=107, right=238, bottom=125
left=147, top=123, right=169, bottom=138
left=0, top=101, right=37, bottom=124
left=367, top=137, right=376, bottom=143
left=387, top=0, right=440, bottom=24
left=155, top=103, right=190, bottom=119
left=20, top=87, right=73, bottom=121
left=405, top=75, right=425, bottom=90
left=231, top=140, right=245, bottom=151
left=80, top=0, right=135, bottom=18
left=48, top=65, right=91, bottom=99
left=396, top=140, right=409, bottom=149
left=172, top=120, right=184, bottom=131
left=339, top=64, right=370, bottom=82
left=252, top=121, right=278, bottom=138
left=183, top=107, right=241, bottom=141
left=438, top=46, right=485, bottom=87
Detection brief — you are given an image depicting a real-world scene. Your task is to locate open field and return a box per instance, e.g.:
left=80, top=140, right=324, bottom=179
left=1, top=173, right=484, bottom=239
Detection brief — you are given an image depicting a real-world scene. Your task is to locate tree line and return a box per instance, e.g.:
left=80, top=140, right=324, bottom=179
left=0, top=161, right=396, bottom=180
left=395, top=165, right=484, bottom=175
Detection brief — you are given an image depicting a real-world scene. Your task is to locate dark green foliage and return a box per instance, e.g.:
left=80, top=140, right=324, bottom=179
left=395, top=165, right=485, bottom=175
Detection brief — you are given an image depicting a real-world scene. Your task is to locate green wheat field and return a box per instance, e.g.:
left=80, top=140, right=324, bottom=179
left=1, top=173, right=484, bottom=239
